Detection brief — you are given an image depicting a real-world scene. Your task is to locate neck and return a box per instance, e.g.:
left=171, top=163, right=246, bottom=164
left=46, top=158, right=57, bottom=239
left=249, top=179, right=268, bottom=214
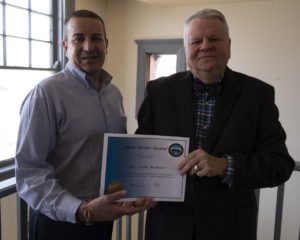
left=193, top=69, right=225, bottom=84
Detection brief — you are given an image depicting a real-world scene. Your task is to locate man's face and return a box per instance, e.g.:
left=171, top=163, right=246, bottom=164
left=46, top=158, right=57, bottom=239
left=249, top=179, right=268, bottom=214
left=63, top=17, right=108, bottom=77
left=184, top=18, right=231, bottom=77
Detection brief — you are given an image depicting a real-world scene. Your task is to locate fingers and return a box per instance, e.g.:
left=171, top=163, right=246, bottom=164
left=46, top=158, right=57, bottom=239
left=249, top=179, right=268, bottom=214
left=177, top=149, right=226, bottom=177
left=191, top=164, right=200, bottom=175
left=195, top=166, right=209, bottom=177
left=120, top=197, right=156, bottom=210
left=194, top=156, right=228, bottom=177
left=135, top=197, right=156, bottom=209
left=123, top=205, right=147, bottom=216
left=119, top=201, right=134, bottom=208
left=177, top=149, right=205, bottom=175
left=106, top=190, right=127, bottom=203
left=116, top=200, right=152, bottom=217
left=177, top=153, right=196, bottom=174
left=118, top=197, right=156, bottom=217
left=105, top=191, right=156, bottom=211
left=86, top=193, right=156, bottom=222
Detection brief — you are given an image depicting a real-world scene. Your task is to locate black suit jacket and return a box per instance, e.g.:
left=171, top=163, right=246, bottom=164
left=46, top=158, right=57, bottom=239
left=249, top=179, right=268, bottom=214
left=136, top=67, right=295, bottom=240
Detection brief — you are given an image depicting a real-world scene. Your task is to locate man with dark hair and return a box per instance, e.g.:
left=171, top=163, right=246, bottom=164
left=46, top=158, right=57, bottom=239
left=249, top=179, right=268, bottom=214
left=16, top=9, right=153, bottom=240
left=136, top=8, right=294, bottom=240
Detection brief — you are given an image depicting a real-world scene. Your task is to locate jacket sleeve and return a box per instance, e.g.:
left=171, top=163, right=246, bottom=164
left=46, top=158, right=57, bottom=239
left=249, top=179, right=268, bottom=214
left=232, top=87, right=295, bottom=190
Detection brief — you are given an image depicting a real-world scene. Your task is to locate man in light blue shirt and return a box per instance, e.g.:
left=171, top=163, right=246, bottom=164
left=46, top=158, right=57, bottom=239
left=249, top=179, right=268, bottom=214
left=15, top=9, right=153, bottom=240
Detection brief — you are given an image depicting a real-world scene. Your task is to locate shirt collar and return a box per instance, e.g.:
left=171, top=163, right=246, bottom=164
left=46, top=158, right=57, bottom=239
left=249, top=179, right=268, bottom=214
left=65, top=62, right=112, bottom=89
left=192, top=73, right=224, bottom=85
left=193, top=74, right=224, bottom=98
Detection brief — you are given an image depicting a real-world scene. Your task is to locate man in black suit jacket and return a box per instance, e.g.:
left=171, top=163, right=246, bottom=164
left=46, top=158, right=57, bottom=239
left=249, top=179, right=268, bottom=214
left=136, top=9, right=295, bottom=240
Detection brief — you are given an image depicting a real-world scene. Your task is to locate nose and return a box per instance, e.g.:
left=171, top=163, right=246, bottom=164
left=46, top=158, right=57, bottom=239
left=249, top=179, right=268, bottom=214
left=200, top=38, right=213, bottom=50
left=82, top=39, right=94, bottom=51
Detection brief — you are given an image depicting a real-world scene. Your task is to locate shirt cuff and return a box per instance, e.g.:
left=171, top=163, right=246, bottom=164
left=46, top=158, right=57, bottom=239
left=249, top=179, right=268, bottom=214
left=222, top=154, right=235, bottom=187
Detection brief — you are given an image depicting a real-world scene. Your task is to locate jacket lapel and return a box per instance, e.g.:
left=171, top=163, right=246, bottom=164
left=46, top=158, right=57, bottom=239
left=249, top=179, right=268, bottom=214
left=172, top=72, right=196, bottom=151
left=205, top=68, right=242, bottom=153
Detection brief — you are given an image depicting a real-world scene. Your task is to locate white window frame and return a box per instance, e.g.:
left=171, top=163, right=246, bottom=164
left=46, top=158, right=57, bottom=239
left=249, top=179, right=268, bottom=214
left=135, top=39, right=186, bottom=116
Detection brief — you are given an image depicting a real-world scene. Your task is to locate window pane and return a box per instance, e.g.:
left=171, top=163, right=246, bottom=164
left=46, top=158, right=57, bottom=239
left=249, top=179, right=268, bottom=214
left=149, top=54, right=177, bottom=80
left=0, top=69, right=54, bottom=160
left=31, top=13, right=51, bottom=41
left=5, top=0, right=28, bottom=8
left=0, top=37, right=3, bottom=65
left=31, top=0, right=51, bottom=14
left=0, top=4, right=2, bottom=33
left=6, top=37, right=29, bottom=67
left=6, top=6, right=29, bottom=38
left=32, top=41, right=52, bottom=68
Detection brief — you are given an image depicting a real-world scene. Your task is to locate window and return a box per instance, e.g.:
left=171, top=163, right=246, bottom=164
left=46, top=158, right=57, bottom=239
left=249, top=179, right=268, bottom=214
left=135, top=39, right=186, bottom=115
left=2, top=0, right=53, bottom=68
left=149, top=54, right=177, bottom=81
left=0, top=0, right=74, bottom=164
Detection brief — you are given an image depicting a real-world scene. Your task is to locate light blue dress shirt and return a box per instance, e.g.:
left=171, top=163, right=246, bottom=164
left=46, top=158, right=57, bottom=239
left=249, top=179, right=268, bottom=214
left=15, top=63, right=127, bottom=223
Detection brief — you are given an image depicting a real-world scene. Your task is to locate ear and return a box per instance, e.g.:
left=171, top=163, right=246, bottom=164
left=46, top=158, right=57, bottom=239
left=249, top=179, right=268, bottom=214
left=228, top=38, right=231, bottom=58
left=105, top=38, right=108, bottom=54
left=62, top=40, right=68, bottom=57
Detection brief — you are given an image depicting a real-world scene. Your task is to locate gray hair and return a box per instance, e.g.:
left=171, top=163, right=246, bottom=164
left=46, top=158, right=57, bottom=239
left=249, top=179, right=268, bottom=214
left=184, top=9, right=230, bottom=38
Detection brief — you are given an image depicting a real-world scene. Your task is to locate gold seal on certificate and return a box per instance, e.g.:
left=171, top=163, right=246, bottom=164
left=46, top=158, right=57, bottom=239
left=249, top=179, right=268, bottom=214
left=107, top=180, right=124, bottom=194
left=100, top=134, right=189, bottom=202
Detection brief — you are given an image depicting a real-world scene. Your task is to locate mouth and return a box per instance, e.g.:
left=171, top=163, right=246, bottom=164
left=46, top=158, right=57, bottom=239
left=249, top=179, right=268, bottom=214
left=81, top=55, right=98, bottom=61
left=199, top=55, right=215, bottom=59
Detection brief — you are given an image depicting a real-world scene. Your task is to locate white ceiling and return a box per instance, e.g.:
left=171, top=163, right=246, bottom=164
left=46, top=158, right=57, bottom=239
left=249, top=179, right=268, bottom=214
left=137, top=0, right=269, bottom=7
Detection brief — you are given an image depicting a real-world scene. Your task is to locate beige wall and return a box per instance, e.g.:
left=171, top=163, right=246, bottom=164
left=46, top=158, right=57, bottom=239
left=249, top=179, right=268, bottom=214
left=76, top=0, right=300, bottom=239
left=1, top=195, right=17, bottom=240
left=76, top=0, right=107, bottom=20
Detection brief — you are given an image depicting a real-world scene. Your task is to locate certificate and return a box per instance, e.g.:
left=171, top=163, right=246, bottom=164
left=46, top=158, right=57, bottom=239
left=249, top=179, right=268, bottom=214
left=100, top=133, right=189, bottom=202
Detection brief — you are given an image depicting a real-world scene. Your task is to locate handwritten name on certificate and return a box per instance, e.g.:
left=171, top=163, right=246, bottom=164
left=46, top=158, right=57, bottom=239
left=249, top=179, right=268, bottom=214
left=100, top=134, right=189, bottom=202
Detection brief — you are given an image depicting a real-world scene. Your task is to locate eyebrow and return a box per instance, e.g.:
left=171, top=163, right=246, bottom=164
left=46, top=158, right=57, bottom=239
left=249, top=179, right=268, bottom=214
left=71, top=33, right=104, bottom=38
left=72, top=33, right=84, bottom=37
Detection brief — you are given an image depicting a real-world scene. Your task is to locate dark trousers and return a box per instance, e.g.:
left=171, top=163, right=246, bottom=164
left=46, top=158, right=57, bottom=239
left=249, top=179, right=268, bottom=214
left=29, top=209, right=113, bottom=240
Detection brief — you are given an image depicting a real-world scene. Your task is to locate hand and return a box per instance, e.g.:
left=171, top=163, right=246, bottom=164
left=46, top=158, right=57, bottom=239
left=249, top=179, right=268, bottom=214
left=120, top=197, right=156, bottom=210
left=177, top=148, right=227, bottom=177
left=78, top=190, right=155, bottom=222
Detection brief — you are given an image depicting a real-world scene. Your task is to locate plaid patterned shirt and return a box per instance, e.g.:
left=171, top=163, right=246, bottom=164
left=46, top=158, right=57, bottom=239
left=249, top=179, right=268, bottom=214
left=193, top=76, right=234, bottom=185
left=193, top=76, right=222, bottom=148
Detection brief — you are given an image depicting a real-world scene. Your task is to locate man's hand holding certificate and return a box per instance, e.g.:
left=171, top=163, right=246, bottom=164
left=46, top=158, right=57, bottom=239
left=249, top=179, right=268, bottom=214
left=100, top=134, right=189, bottom=201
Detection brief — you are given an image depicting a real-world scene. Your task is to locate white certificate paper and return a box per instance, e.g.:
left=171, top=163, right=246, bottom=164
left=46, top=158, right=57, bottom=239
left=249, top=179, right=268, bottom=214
left=100, top=134, right=189, bottom=202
